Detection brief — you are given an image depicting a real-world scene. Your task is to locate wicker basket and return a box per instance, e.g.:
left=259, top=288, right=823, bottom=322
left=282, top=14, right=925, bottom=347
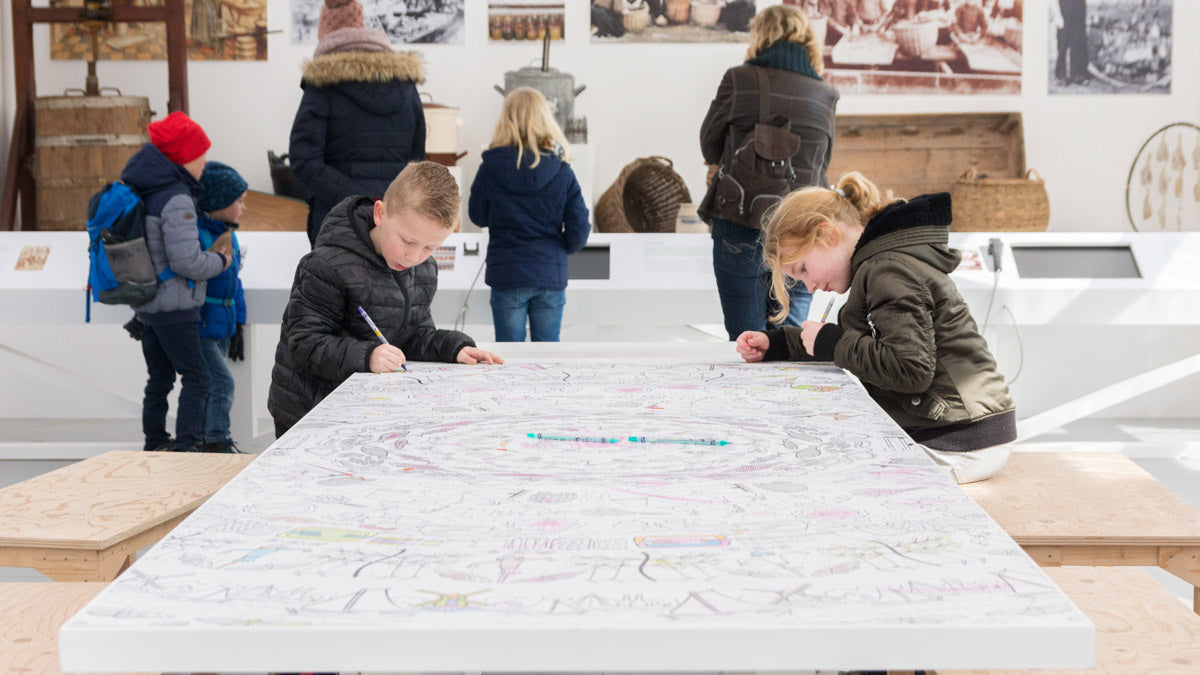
left=595, top=156, right=692, bottom=233
left=950, top=168, right=1049, bottom=232
left=664, top=0, right=690, bottom=24
left=893, top=20, right=938, bottom=58
left=691, top=1, right=721, bottom=27
left=623, top=4, right=650, bottom=32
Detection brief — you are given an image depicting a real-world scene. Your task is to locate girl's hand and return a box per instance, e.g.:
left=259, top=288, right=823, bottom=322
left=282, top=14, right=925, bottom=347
left=735, top=331, right=769, bottom=362
left=800, top=320, right=825, bottom=356
left=369, top=343, right=407, bottom=373
left=458, top=346, right=504, bottom=365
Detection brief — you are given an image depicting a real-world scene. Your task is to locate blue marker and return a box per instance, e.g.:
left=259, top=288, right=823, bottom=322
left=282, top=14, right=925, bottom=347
left=628, top=436, right=730, bottom=446
left=358, top=305, right=406, bottom=372
left=527, top=433, right=619, bottom=444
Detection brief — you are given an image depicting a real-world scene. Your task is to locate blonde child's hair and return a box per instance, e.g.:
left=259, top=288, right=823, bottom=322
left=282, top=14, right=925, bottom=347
left=489, top=87, right=572, bottom=169
left=745, top=4, right=824, bottom=76
left=383, top=160, right=460, bottom=229
left=763, top=171, right=896, bottom=323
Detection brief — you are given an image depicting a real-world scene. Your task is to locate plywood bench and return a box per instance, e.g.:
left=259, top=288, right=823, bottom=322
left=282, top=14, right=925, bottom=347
left=0, top=582, right=156, bottom=674
left=962, top=452, right=1200, bottom=613
left=0, top=450, right=254, bottom=581
left=935, top=567, right=1200, bottom=674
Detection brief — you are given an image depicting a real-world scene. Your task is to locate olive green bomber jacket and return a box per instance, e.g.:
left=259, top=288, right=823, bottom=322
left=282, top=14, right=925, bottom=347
left=770, top=193, right=1016, bottom=451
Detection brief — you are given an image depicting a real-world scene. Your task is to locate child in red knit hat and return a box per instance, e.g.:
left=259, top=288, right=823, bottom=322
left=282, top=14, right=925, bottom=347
left=120, top=111, right=233, bottom=453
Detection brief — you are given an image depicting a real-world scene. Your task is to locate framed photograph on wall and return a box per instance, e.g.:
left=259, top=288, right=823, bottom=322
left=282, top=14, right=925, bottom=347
left=1049, top=0, right=1172, bottom=95
left=50, top=0, right=269, bottom=61
left=489, top=2, right=565, bottom=42
left=792, top=0, right=1023, bottom=95
left=292, top=0, right=465, bottom=45
left=591, top=0, right=757, bottom=43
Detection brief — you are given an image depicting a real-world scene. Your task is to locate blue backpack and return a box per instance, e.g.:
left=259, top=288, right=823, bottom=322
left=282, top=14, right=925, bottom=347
left=86, top=181, right=174, bottom=309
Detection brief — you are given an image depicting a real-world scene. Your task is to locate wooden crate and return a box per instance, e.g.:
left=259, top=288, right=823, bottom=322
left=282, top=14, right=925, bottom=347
left=827, top=112, right=1026, bottom=199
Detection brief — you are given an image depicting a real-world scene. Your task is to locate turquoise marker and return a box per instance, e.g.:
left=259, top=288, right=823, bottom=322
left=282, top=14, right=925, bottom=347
left=527, top=433, right=619, bottom=443
left=628, top=436, right=730, bottom=446
left=357, top=305, right=406, bottom=372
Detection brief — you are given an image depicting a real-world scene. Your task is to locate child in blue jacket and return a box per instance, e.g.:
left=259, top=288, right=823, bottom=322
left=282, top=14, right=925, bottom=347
left=469, top=87, right=590, bottom=342
left=196, top=162, right=247, bottom=453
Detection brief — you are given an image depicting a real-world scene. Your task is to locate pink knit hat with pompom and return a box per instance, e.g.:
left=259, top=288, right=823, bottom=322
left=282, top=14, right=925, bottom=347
left=318, top=0, right=363, bottom=39
left=314, top=0, right=391, bottom=56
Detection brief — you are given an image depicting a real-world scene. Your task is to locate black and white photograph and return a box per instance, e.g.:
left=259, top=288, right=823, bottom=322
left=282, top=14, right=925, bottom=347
left=1049, top=0, right=1172, bottom=95
left=790, top=0, right=1024, bottom=95
left=591, top=0, right=758, bottom=43
left=292, top=0, right=465, bottom=45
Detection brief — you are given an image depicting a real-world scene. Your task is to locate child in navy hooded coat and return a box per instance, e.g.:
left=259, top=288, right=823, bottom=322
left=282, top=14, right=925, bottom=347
left=468, top=87, right=590, bottom=342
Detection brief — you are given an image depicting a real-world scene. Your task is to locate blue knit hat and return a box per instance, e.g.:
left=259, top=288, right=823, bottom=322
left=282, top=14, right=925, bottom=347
left=198, top=161, right=248, bottom=212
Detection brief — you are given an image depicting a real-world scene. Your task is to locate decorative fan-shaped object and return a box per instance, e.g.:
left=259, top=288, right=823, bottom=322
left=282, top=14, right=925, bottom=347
left=1125, top=122, right=1200, bottom=231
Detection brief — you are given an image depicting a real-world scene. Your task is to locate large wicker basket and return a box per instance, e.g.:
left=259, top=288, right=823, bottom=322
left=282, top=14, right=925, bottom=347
left=950, top=168, right=1049, bottom=232
left=595, top=156, right=692, bottom=233
left=893, top=20, right=938, bottom=58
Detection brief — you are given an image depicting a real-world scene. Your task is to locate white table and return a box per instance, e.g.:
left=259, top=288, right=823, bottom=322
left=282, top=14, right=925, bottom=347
left=59, top=346, right=1093, bottom=672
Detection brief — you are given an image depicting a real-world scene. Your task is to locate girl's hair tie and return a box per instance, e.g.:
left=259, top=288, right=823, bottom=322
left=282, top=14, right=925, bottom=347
left=832, top=187, right=846, bottom=198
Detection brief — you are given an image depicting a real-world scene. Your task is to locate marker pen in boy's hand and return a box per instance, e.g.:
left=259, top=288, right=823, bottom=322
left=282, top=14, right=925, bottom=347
left=820, top=296, right=837, bottom=323
left=357, top=305, right=407, bottom=372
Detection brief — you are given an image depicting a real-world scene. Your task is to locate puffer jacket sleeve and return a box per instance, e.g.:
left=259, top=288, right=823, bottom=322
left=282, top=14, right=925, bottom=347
left=283, top=255, right=375, bottom=383
left=833, top=258, right=938, bottom=394
left=395, top=263, right=475, bottom=362
left=290, top=87, right=369, bottom=209
left=467, top=166, right=490, bottom=228
left=161, top=193, right=225, bottom=281
left=699, top=68, right=735, bottom=165
left=560, top=167, right=590, bottom=254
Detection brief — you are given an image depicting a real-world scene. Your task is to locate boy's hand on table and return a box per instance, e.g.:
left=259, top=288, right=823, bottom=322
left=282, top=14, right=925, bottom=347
left=457, top=346, right=504, bottom=365
left=735, top=331, right=769, bottom=362
left=369, top=343, right=407, bottom=373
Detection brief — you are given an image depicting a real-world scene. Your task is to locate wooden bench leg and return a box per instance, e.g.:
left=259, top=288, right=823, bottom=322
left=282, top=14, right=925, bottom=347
left=1160, top=545, right=1200, bottom=615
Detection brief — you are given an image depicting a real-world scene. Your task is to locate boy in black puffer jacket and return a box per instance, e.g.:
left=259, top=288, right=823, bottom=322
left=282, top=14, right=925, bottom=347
left=268, top=162, right=504, bottom=437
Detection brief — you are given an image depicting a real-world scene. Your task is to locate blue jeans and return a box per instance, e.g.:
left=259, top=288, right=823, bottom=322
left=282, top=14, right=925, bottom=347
left=199, top=336, right=234, bottom=443
left=711, top=218, right=812, bottom=341
left=140, top=321, right=209, bottom=452
left=490, top=288, right=566, bottom=342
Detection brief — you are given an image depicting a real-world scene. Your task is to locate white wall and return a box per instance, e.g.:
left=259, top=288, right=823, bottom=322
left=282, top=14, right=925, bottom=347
left=4, top=1, right=1198, bottom=233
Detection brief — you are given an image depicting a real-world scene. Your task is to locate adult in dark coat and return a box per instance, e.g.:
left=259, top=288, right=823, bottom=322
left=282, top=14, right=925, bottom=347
left=698, top=4, right=839, bottom=341
left=267, top=195, right=477, bottom=436
left=288, top=0, right=426, bottom=245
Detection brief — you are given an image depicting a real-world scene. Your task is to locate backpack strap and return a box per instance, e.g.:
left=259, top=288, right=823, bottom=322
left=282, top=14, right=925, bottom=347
left=755, top=66, right=771, bottom=123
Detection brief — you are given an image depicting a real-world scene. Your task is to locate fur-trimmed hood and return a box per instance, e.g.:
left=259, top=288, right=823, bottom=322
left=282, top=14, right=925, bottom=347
left=301, top=50, right=425, bottom=87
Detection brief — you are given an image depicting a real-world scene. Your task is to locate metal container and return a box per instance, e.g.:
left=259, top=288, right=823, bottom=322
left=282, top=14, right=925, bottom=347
left=493, top=32, right=585, bottom=131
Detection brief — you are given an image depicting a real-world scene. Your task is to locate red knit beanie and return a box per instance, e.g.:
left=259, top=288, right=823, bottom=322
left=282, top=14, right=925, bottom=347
left=147, top=111, right=211, bottom=165
left=318, top=0, right=364, bottom=39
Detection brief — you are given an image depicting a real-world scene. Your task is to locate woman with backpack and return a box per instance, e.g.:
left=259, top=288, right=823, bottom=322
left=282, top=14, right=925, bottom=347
left=697, top=4, right=839, bottom=341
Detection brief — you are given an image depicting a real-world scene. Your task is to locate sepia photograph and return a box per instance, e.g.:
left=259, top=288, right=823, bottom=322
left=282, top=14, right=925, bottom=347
left=489, top=2, right=565, bottom=42
left=51, top=0, right=269, bottom=61
left=591, top=0, right=757, bottom=43
left=789, top=0, right=1023, bottom=95
left=292, top=0, right=464, bottom=45
left=1049, top=0, right=1172, bottom=95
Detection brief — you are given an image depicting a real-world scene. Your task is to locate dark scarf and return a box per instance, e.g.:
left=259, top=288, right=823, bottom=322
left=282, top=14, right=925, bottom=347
left=745, top=41, right=823, bottom=81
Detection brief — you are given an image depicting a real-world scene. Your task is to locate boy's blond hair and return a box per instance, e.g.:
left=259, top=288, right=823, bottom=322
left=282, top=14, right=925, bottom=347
left=383, top=161, right=460, bottom=229
left=745, top=4, right=824, bottom=76
left=763, top=171, right=895, bottom=323
left=489, top=87, right=572, bottom=169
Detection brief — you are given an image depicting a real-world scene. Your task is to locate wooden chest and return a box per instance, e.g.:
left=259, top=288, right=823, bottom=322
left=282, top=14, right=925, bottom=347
left=827, top=112, right=1026, bottom=199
